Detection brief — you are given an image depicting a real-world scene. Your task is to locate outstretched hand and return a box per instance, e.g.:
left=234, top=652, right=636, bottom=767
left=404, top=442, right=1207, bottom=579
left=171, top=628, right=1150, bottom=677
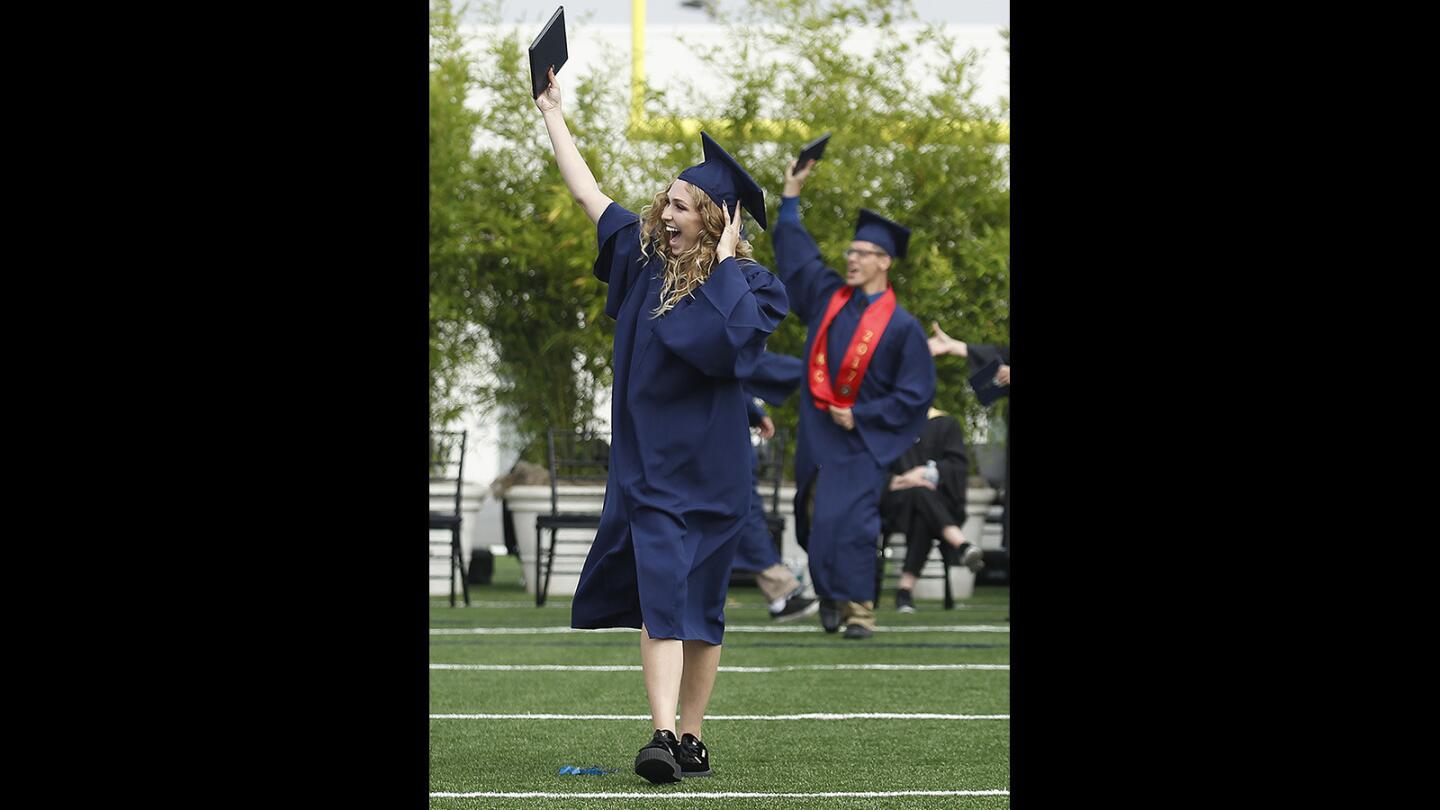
left=928, top=322, right=967, bottom=358
left=535, top=66, right=562, bottom=113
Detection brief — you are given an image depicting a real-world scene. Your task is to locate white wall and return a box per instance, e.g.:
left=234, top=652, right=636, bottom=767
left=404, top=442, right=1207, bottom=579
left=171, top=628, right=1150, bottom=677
left=460, top=21, right=1009, bottom=116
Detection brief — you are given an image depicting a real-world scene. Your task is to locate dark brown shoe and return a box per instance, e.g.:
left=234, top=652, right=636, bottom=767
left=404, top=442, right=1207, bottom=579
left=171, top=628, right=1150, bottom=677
left=819, top=598, right=841, bottom=633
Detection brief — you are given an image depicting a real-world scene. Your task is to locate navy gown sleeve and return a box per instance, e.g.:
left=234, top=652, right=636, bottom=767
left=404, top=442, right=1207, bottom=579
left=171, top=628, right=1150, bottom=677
left=967, top=343, right=1010, bottom=370
left=742, top=351, right=805, bottom=406
left=593, top=202, right=644, bottom=320
left=771, top=196, right=842, bottom=323
left=851, top=319, right=937, bottom=466
left=651, top=258, right=789, bottom=379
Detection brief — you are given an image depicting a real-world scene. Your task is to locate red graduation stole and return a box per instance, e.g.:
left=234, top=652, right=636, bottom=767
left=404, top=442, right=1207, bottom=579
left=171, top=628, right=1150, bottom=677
left=809, top=285, right=897, bottom=410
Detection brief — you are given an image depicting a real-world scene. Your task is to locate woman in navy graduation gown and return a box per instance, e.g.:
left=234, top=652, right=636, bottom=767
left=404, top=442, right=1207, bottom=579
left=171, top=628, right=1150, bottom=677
left=536, top=68, right=787, bottom=783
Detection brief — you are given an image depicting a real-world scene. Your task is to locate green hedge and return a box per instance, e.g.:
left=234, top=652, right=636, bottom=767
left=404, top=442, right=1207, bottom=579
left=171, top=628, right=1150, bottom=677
left=430, top=0, right=1009, bottom=461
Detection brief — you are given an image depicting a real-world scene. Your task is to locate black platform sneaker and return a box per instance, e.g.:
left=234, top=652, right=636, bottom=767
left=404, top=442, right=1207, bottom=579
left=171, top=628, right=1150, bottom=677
left=634, top=729, right=683, bottom=784
left=677, top=733, right=712, bottom=777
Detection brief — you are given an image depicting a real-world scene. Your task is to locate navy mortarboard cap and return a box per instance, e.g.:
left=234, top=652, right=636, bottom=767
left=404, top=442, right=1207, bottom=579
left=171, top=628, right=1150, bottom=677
left=796, top=132, right=831, bottom=167
left=853, top=208, right=911, bottom=259
left=968, top=355, right=1008, bottom=405
left=677, top=131, right=768, bottom=231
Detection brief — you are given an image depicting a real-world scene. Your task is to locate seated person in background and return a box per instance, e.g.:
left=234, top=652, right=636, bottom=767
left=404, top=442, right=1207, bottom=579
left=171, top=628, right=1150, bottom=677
left=879, top=407, right=982, bottom=613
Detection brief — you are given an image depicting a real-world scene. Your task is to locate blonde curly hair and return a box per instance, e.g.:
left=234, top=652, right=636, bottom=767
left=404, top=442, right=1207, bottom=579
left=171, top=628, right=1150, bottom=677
left=638, top=181, right=753, bottom=318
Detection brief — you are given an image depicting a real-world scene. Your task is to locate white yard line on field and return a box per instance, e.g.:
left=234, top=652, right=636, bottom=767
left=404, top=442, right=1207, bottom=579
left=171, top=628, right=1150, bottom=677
left=431, top=602, right=1007, bottom=610
left=429, top=625, right=1009, bottom=635
left=429, top=663, right=1008, bottom=672
left=431, top=601, right=569, bottom=608
left=430, top=790, right=1010, bottom=799
left=430, top=712, right=1009, bottom=721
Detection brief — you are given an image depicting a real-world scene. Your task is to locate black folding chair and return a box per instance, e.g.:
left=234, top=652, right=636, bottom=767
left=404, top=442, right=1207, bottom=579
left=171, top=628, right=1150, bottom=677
left=428, top=430, right=469, bottom=607
left=970, top=442, right=1011, bottom=582
left=759, top=430, right=788, bottom=556
left=875, top=523, right=956, bottom=610
left=979, top=498, right=1010, bottom=584
left=533, top=429, right=609, bottom=607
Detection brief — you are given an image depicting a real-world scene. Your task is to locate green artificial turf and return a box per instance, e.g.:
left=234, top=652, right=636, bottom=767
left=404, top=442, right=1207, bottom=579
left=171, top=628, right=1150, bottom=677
left=431, top=554, right=1010, bottom=808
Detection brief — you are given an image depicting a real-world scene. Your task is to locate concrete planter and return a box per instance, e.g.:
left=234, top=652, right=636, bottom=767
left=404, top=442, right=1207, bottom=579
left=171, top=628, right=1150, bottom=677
left=429, top=484, right=488, bottom=597
left=505, top=484, right=604, bottom=599
left=506, top=483, right=806, bottom=599
left=506, top=482, right=998, bottom=603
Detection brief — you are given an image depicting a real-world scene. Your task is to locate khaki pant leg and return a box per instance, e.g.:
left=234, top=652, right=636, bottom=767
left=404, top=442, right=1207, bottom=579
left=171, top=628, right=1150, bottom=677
left=841, top=600, right=876, bottom=630
left=755, top=563, right=800, bottom=603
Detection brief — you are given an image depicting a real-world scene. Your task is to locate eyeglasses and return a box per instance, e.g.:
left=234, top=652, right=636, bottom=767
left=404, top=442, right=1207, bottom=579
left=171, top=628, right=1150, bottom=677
left=844, top=248, right=887, bottom=258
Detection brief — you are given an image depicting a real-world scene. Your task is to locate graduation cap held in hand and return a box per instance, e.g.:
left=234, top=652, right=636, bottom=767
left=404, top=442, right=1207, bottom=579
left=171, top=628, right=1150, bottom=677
left=677, top=131, right=768, bottom=231
left=968, top=356, right=1009, bottom=406
left=796, top=132, right=832, bottom=169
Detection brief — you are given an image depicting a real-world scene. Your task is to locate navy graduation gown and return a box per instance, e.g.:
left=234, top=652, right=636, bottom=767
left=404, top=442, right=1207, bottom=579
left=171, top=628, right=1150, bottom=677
left=570, top=202, right=788, bottom=644
left=732, top=353, right=806, bottom=574
left=967, top=342, right=1010, bottom=374
left=967, top=343, right=1009, bottom=548
left=732, top=401, right=782, bottom=574
left=772, top=206, right=935, bottom=603
left=743, top=351, right=806, bottom=407
left=737, top=354, right=806, bottom=573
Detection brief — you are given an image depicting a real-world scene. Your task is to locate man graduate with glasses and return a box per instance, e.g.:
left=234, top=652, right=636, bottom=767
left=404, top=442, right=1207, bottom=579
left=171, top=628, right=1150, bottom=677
left=771, top=157, right=935, bottom=639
